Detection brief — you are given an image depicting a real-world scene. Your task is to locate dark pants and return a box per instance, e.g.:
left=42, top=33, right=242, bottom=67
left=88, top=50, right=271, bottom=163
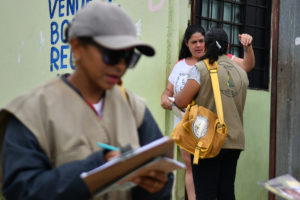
left=191, top=149, right=241, bottom=200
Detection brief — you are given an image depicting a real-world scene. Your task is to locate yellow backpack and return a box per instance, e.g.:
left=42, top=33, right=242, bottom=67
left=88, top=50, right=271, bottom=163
left=171, top=59, right=227, bottom=164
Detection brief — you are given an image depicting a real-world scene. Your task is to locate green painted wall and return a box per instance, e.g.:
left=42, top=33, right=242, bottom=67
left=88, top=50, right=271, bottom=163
left=0, top=0, right=54, bottom=106
left=122, top=2, right=190, bottom=198
left=236, top=89, right=270, bottom=200
left=0, top=0, right=188, bottom=133
left=122, top=0, right=190, bottom=135
left=0, top=0, right=271, bottom=200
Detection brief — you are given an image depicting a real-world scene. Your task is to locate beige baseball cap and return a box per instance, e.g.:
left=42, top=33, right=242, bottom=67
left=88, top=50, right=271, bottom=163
left=68, top=1, right=155, bottom=56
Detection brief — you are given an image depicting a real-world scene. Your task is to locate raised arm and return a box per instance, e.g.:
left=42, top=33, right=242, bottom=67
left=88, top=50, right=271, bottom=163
left=232, top=33, right=255, bottom=72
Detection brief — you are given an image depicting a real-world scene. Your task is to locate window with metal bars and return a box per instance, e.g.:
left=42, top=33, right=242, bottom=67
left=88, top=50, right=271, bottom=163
left=193, top=0, right=271, bottom=89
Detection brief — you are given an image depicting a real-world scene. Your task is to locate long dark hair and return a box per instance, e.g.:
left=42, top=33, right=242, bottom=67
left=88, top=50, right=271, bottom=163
left=178, top=25, right=205, bottom=60
left=200, top=27, right=228, bottom=64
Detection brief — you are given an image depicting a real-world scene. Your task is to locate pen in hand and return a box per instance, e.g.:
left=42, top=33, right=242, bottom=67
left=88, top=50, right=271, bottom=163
left=97, top=143, right=133, bottom=154
left=97, top=143, right=120, bottom=162
left=97, top=142, right=120, bottom=151
left=97, top=143, right=133, bottom=161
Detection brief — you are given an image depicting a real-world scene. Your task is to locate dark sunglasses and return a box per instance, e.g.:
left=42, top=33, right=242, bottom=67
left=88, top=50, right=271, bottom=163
left=94, top=43, right=141, bottom=69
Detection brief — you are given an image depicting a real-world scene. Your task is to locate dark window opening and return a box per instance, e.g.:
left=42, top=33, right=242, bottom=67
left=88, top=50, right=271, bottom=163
left=193, top=0, right=271, bottom=89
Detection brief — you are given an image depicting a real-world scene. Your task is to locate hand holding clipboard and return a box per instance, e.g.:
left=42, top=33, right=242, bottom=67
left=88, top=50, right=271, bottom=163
left=81, top=136, right=185, bottom=197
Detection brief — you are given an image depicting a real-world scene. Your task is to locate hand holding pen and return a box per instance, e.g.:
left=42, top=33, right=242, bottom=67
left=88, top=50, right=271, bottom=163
left=97, top=142, right=120, bottom=162
left=97, top=142, right=168, bottom=193
left=98, top=142, right=133, bottom=162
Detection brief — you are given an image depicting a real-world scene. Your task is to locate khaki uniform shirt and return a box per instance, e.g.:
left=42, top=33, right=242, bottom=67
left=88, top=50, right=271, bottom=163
left=194, top=55, right=248, bottom=149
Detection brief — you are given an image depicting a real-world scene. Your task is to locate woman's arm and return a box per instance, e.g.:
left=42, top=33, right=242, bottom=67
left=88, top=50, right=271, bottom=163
left=174, top=79, right=200, bottom=109
left=160, top=82, right=174, bottom=110
left=233, top=33, right=255, bottom=72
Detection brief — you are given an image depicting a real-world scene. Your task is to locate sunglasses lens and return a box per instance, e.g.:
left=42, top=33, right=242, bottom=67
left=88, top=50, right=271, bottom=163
left=98, top=45, right=141, bottom=69
left=102, top=54, right=114, bottom=65
left=102, top=50, right=124, bottom=66
left=126, top=51, right=141, bottom=69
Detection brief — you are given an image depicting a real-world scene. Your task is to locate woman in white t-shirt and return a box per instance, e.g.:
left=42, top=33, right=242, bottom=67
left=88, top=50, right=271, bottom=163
left=161, top=24, right=205, bottom=200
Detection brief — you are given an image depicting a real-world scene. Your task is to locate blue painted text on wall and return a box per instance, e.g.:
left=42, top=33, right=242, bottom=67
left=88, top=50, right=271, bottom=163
left=49, top=0, right=94, bottom=73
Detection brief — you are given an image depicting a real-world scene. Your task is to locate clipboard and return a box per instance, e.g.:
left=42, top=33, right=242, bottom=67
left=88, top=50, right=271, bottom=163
left=80, top=136, right=185, bottom=195
left=94, top=156, right=185, bottom=197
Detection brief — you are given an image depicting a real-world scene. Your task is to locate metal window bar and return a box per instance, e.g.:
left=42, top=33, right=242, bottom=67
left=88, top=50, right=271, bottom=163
left=243, top=1, right=271, bottom=89
left=194, top=0, right=271, bottom=89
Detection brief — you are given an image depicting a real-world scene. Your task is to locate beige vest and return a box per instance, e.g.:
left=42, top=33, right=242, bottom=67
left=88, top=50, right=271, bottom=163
left=0, top=77, right=146, bottom=200
left=195, top=55, right=248, bottom=149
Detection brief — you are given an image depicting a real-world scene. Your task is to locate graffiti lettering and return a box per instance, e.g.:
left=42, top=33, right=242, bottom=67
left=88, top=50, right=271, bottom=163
left=50, top=47, right=59, bottom=71
left=48, top=0, right=58, bottom=19
left=49, top=0, right=117, bottom=74
left=48, top=0, right=93, bottom=19
left=148, top=0, right=166, bottom=12
left=50, top=19, right=70, bottom=72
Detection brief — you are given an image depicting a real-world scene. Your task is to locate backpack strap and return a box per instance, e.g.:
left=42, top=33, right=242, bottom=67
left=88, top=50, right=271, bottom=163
left=203, top=59, right=225, bottom=125
left=118, top=84, right=129, bottom=102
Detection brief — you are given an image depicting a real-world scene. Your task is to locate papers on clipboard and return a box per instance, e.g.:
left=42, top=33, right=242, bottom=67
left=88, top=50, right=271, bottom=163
left=260, top=174, right=300, bottom=200
left=80, top=136, right=185, bottom=196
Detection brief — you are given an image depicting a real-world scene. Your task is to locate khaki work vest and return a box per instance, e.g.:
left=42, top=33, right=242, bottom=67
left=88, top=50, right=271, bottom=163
left=195, top=55, right=248, bottom=149
left=0, top=77, right=146, bottom=200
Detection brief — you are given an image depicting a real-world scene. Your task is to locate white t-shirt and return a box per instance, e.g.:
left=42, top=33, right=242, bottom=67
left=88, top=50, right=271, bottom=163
left=168, top=59, right=200, bottom=127
left=93, top=98, right=104, bottom=117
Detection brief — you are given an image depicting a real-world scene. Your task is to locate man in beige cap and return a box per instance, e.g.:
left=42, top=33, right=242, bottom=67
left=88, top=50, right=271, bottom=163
left=0, top=1, right=173, bottom=199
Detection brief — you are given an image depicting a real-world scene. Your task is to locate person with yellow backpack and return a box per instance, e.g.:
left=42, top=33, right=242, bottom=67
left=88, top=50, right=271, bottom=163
left=174, top=27, right=249, bottom=200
